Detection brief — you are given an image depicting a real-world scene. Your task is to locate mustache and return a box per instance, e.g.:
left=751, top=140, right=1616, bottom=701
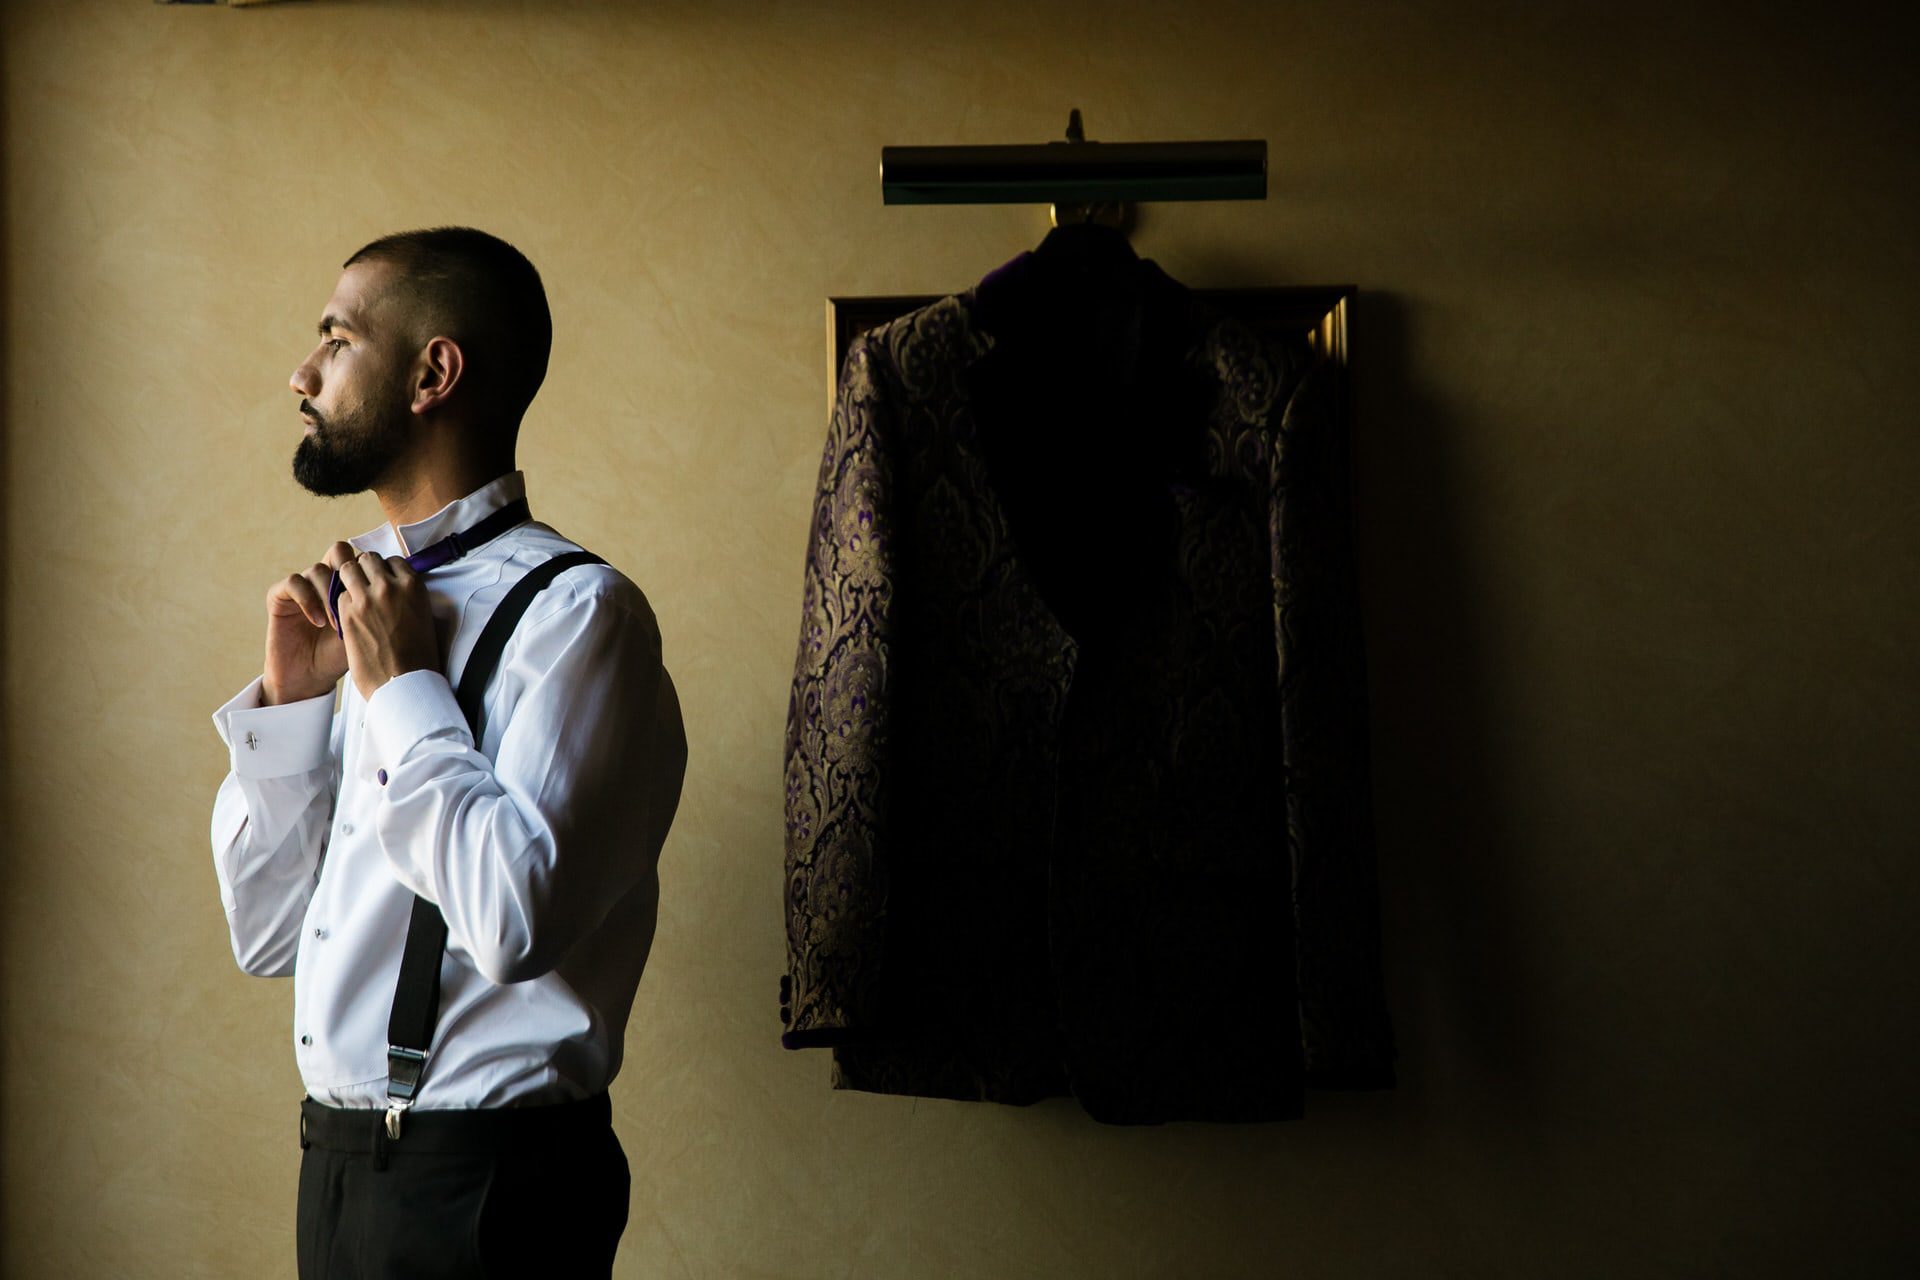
left=300, top=400, right=327, bottom=431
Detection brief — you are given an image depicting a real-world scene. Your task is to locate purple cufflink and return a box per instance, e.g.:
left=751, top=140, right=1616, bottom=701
left=376, top=769, right=388, bottom=785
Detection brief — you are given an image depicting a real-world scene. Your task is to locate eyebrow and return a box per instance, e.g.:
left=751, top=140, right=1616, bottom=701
left=317, top=314, right=360, bottom=339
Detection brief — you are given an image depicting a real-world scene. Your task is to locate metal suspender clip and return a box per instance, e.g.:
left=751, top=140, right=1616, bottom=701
left=385, top=1044, right=427, bottom=1139
left=383, top=1099, right=411, bottom=1141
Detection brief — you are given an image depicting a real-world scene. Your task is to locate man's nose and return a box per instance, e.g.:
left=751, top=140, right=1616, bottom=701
left=290, top=358, right=319, bottom=399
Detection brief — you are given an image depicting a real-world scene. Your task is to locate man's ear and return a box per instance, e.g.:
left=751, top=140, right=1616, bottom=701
left=410, top=336, right=465, bottom=415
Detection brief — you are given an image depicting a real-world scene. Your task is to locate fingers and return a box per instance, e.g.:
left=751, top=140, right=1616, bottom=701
left=303, top=561, right=338, bottom=623
left=347, top=553, right=420, bottom=583
left=331, top=553, right=420, bottom=618
left=268, top=572, right=332, bottom=630
left=267, top=546, right=399, bottom=632
left=332, top=551, right=392, bottom=594
left=331, top=555, right=370, bottom=623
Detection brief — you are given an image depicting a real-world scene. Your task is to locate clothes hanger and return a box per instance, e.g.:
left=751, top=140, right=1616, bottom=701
left=1047, top=110, right=1137, bottom=237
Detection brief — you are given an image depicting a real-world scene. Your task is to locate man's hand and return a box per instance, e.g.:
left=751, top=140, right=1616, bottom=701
left=262, top=542, right=355, bottom=706
left=333, top=551, right=439, bottom=701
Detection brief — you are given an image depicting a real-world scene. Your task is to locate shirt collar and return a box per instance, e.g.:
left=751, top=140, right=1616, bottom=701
left=349, top=471, right=529, bottom=557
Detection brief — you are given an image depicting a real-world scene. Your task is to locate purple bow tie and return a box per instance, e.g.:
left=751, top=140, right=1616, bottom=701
left=327, top=498, right=531, bottom=636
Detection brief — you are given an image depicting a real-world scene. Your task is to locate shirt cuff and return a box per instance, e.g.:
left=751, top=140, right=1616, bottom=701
left=363, top=669, right=469, bottom=769
left=213, top=677, right=334, bottom=779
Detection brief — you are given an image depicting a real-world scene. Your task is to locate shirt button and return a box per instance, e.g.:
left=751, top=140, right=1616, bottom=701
left=313, top=927, right=326, bottom=940
left=300, top=1035, right=312, bottom=1046
left=339, top=824, right=354, bottom=836
left=376, top=768, right=388, bottom=785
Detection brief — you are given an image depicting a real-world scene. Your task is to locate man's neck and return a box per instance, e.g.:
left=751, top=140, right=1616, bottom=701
left=373, top=457, right=514, bottom=534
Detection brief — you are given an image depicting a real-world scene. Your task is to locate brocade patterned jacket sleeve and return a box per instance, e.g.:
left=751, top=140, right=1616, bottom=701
left=781, top=332, right=898, bottom=1046
left=1271, top=358, right=1398, bottom=1087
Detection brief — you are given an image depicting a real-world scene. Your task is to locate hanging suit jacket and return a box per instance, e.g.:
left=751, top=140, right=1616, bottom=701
left=781, top=227, right=1394, bottom=1124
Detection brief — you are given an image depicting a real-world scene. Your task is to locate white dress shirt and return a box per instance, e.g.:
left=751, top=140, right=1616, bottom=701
left=211, top=472, right=686, bottom=1109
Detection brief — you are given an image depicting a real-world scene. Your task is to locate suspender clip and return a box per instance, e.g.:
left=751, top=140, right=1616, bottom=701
left=387, top=1044, right=427, bottom=1099
left=385, top=1043, right=427, bottom=1140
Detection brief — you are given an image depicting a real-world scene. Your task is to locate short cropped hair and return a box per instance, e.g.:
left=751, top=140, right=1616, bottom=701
left=345, top=227, right=551, bottom=432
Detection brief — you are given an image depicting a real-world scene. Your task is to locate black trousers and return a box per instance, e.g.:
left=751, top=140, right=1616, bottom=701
left=296, top=1094, right=630, bottom=1279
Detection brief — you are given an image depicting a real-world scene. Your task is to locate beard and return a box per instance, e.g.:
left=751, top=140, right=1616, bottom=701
left=292, top=395, right=409, bottom=497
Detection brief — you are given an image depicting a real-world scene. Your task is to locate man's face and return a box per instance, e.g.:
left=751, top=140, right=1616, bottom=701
left=288, top=260, right=416, bottom=497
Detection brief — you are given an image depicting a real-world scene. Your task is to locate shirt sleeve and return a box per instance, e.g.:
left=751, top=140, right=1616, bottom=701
left=360, top=570, right=687, bottom=986
left=210, top=676, right=340, bottom=977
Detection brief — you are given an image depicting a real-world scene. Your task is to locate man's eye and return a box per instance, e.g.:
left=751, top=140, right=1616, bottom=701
left=326, top=339, right=347, bottom=353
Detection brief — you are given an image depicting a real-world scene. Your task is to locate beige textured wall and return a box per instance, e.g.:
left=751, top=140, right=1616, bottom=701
left=4, top=1, right=1916, bottom=1275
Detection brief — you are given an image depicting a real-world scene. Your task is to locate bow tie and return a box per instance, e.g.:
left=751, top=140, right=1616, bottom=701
left=327, top=498, right=532, bottom=636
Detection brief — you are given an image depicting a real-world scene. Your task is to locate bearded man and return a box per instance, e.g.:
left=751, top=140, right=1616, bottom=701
left=210, top=227, right=686, bottom=1278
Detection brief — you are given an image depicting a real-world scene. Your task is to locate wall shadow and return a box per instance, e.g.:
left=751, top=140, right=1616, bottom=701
left=1346, top=288, right=1544, bottom=1135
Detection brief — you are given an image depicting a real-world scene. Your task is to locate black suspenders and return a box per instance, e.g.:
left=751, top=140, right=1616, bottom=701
left=383, top=549, right=606, bottom=1139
